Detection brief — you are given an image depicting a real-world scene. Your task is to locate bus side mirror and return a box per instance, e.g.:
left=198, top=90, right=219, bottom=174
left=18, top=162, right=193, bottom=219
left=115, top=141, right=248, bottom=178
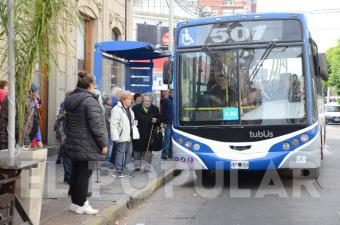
left=163, top=61, right=173, bottom=85
left=318, top=53, right=328, bottom=79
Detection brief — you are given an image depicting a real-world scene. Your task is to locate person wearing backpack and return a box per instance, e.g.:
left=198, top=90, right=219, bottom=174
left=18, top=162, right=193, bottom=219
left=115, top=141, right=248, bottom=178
left=54, top=91, right=72, bottom=183
left=103, top=96, right=113, bottom=161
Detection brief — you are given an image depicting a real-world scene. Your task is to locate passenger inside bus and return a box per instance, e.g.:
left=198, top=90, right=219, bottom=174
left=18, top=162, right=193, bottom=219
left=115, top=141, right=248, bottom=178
left=206, top=79, right=217, bottom=94
left=210, top=74, right=237, bottom=107
left=194, top=80, right=218, bottom=121
left=289, top=74, right=302, bottom=102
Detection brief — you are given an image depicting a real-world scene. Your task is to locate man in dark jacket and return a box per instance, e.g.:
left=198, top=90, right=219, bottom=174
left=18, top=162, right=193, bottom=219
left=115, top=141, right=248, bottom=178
left=132, top=93, right=161, bottom=172
left=161, top=89, right=173, bottom=159
left=64, top=72, right=107, bottom=215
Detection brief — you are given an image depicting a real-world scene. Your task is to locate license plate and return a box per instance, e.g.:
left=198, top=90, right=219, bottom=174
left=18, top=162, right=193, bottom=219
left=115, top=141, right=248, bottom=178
left=231, top=161, right=249, bottom=169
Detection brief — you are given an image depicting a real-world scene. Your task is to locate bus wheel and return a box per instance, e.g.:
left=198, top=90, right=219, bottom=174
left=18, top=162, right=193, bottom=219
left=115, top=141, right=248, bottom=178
left=302, top=168, right=319, bottom=180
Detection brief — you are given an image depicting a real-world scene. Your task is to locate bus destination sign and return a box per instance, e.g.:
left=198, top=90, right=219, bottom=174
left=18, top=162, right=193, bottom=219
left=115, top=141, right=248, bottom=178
left=178, top=20, right=302, bottom=48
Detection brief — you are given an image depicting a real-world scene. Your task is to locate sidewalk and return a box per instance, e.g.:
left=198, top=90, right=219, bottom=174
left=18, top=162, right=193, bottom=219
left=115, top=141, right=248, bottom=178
left=40, top=152, right=176, bottom=225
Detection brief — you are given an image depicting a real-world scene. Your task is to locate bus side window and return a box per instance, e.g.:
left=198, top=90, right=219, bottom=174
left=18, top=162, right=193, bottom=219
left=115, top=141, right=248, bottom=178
left=309, top=42, right=318, bottom=122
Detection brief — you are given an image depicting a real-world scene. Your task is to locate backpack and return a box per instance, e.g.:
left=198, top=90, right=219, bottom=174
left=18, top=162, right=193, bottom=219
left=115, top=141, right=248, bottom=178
left=54, top=108, right=67, bottom=144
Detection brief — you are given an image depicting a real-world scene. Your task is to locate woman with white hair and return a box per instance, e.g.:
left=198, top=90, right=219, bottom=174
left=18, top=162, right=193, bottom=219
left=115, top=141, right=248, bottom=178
left=110, top=91, right=136, bottom=177
left=132, top=93, right=161, bottom=172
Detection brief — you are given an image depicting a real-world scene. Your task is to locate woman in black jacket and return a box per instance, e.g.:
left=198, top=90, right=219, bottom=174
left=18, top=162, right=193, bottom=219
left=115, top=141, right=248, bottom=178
left=64, top=72, right=107, bottom=215
left=132, top=93, right=161, bottom=172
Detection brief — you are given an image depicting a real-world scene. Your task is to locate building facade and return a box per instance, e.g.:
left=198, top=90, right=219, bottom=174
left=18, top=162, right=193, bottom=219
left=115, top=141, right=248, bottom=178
left=133, top=0, right=197, bottom=91
left=45, top=0, right=133, bottom=144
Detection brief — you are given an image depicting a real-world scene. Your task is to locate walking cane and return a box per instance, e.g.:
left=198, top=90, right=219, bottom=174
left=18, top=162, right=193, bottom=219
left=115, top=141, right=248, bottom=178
left=144, top=123, right=155, bottom=163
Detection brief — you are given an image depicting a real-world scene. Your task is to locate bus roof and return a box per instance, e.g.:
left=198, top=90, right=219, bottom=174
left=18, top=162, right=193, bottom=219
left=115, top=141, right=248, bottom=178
left=176, top=13, right=307, bottom=30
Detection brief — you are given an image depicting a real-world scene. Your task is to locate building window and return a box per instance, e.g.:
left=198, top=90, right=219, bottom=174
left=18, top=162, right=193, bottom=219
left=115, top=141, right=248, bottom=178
left=77, top=17, right=85, bottom=71
left=77, top=15, right=94, bottom=73
left=110, top=28, right=123, bottom=92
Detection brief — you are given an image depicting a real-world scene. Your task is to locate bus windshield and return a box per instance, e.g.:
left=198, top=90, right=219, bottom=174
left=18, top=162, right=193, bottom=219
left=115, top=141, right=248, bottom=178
left=178, top=46, right=307, bottom=126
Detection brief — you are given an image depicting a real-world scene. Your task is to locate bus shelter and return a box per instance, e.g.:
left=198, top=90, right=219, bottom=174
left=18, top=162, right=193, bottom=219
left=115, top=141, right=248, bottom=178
left=93, top=41, right=170, bottom=93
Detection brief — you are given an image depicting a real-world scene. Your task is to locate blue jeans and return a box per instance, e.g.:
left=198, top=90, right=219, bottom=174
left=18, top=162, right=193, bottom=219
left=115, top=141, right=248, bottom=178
left=162, top=124, right=172, bottom=158
left=60, top=144, right=72, bottom=184
left=114, top=142, right=133, bottom=172
left=63, top=158, right=73, bottom=184
left=106, top=137, right=113, bottom=161
left=110, top=141, right=117, bottom=167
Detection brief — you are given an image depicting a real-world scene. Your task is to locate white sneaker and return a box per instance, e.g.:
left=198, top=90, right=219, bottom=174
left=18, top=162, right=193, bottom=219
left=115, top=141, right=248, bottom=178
left=69, top=203, right=79, bottom=212
left=75, top=201, right=99, bottom=215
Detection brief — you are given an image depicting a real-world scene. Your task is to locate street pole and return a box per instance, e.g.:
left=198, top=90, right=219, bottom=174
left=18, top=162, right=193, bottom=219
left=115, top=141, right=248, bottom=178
left=7, top=0, right=16, bottom=158
left=168, top=0, right=174, bottom=54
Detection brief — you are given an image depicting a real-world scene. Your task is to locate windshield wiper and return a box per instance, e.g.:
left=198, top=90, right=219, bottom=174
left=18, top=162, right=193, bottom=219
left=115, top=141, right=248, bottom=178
left=249, top=41, right=276, bottom=82
left=202, top=46, right=227, bottom=77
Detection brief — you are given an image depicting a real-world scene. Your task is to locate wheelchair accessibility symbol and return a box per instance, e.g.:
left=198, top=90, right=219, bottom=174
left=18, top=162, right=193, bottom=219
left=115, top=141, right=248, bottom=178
left=181, top=29, right=194, bottom=46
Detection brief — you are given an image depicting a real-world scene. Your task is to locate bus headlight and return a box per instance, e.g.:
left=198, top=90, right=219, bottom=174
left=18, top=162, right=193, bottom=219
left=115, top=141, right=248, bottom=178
left=300, top=134, right=309, bottom=142
left=177, top=136, right=183, bottom=144
left=291, top=139, right=299, bottom=146
left=193, top=144, right=200, bottom=151
left=282, top=143, right=291, bottom=151
left=185, top=141, right=192, bottom=148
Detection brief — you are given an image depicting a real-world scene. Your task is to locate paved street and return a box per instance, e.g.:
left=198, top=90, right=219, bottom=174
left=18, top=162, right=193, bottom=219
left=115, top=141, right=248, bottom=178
left=119, top=125, right=340, bottom=225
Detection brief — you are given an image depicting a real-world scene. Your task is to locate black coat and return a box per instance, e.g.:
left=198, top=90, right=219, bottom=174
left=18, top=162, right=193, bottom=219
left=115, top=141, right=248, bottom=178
left=63, top=88, right=108, bottom=161
left=104, top=103, right=112, bottom=136
left=132, top=104, right=161, bottom=152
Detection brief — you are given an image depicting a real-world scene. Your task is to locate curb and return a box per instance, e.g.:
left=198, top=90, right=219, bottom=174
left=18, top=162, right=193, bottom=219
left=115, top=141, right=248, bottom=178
left=83, top=169, right=179, bottom=225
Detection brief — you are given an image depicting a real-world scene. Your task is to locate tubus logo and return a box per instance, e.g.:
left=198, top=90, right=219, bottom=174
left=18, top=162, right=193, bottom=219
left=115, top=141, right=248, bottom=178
left=249, top=130, right=274, bottom=138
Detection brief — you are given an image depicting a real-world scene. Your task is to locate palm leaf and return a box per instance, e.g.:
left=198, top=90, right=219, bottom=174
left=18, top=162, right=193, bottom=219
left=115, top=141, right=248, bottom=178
left=0, top=0, right=78, bottom=145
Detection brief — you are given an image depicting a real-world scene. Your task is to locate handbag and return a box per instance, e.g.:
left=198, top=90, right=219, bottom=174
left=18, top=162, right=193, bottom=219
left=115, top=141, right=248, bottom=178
left=151, top=127, right=163, bottom=151
left=132, top=124, right=140, bottom=140
left=120, top=106, right=140, bottom=140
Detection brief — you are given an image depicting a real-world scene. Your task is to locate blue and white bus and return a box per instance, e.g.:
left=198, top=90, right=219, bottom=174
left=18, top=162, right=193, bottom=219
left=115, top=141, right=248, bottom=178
left=163, top=13, right=328, bottom=179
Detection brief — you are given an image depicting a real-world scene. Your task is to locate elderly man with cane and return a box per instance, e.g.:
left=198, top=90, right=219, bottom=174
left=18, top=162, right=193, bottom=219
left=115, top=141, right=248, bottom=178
left=132, top=93, right=161, bottom=172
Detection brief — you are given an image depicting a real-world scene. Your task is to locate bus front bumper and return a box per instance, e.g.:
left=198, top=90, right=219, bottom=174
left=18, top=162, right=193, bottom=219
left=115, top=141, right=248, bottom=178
left=173, top=144, right=321, bottom=171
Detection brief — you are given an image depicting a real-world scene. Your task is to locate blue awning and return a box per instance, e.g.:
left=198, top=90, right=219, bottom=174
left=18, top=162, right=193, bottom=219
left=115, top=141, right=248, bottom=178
left=94, top=41, right=171, bottom=60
